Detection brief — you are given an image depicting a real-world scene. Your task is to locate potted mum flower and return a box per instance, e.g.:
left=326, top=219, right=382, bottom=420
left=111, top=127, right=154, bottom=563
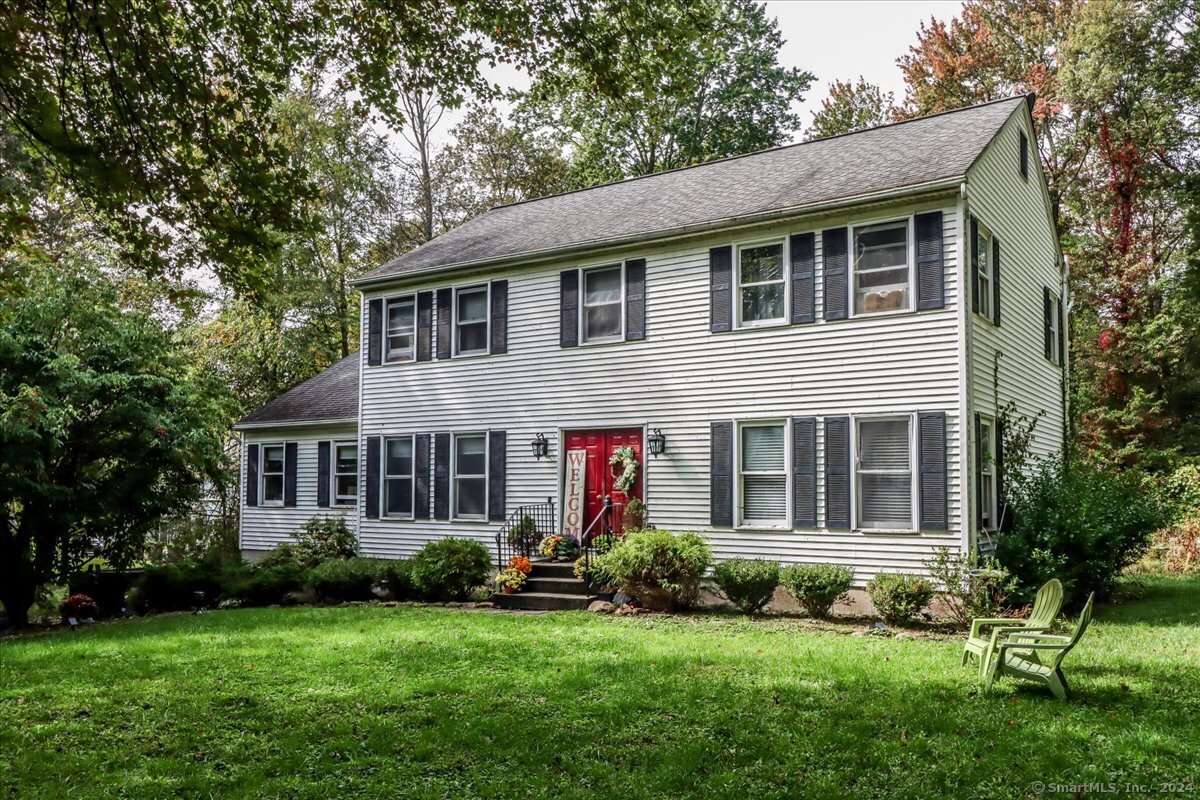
left=507, top=556, right=533, bottom=575
left=495, top=568, right=527, bottom=594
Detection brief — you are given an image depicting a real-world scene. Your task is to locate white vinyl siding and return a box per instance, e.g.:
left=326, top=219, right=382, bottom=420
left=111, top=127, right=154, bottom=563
left=452, top=433, right=487, bottom=520
left=260, top=444, right=285, bottom=505
left=385, top=296, right=416, bottom=363
left=455, top=285, right=489, bottom=356
left=739, top=422, right=788, bottom=527
left=736, top=240, right=786, bottom=325
left=334, top=441, right=357, bottom=505
left=855, top=417, right=914, bottom=530
left=384, top=436, right=414, bottom=518
left=582, top=264, right=623, bottom=342
left=853, top=219, right=911, bottom=315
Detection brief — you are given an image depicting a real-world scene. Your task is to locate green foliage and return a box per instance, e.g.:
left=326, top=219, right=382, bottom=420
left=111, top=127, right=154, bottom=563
left=995, top=457, right=1167, bottom=605
left=621, top=497, right=647, bottom=531
left=712, top=558, right=780, bottom=614
left=866, top=573, right=935, bottom=626
left=305, top=558, right=384, bottom=603
left=408, top=539, right=492, bottom=601
left=595, top=530, right=712, bottom=611
left=291, top=517, right=358, bottom=568
left=573, top=536, right=617, bottom=586
left=507, top=515, right=541, bottom=553
left=924, top=548, right=1015, bottom=628
left=225, top=562, right=306, bottom=606
left=805, top=77, right=896, bottom=140
left=378, top=559, right=416, bottom=601
left=129, top=559, right=235, bottom=613
left=780, top=563, right=853, bottom=619
left=1157, top=464, right=1200, bottom=524
left=257, top=544, right=304, bottom=570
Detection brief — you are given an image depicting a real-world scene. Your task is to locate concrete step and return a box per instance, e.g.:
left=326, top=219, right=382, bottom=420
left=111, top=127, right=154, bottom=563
left=492, top=591, right=591, bottom=611
left=528, top=559, right=577, bottom=578
left=524, top=576, right=590, bottom=596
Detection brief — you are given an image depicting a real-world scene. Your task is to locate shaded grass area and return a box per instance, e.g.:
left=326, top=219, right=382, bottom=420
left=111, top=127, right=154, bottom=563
left=2, top=577, right=1197, bottom=799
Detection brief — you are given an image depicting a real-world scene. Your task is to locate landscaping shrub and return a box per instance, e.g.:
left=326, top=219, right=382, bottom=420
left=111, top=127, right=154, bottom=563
left=866, top=573, right=935, bottom=625
left=712, top=558, right=780, bottom=614
left=506, top=515, right=540, bottom=554
left=408, top=539, right=492, bottom=601
left=595, top=530, right=712, bottom=611
left=924, top=548, right=1015, bottom=627
left=130, top=557, right=231, bottom=612
left=377, top=559, right=416, bottom=600
left=780, top=563, right=853, bottom=619
left=257, top=543, right=303, bottom=569
left=622, top=497, right=647, bottom=531
left=306, top=558, right=385, bottom=602
left=225, top=562, right=306, bottom=606
left=1136, top=520, right=1200, bottom=575
left=59, top=594, right=99, bottom=620
left=573, top=536, right=617, bottom=588
left=995, top=457, right=1166, bottom=605
left=68, top=569, right=139, bottom=617
left=291, top=516, right=357, bottom=568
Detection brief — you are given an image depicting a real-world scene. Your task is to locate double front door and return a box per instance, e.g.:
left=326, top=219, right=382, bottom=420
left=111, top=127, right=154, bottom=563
left=563, top=427, right=643, bottom=537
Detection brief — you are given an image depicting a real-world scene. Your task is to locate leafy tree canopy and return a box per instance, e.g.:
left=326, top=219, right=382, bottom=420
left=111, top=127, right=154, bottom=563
left=805, top=77, right=897, bottom=140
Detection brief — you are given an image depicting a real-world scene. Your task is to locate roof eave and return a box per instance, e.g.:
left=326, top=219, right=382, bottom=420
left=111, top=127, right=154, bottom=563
left=233, top=417, right=359, bottom=431
left=351, top=176, right=966, bottom=289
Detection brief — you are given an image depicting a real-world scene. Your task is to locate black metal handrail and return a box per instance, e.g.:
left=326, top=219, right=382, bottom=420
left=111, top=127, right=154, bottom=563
left=579, top=495, right=625, bottom=594
left=494, top=498, right=556, bottom=570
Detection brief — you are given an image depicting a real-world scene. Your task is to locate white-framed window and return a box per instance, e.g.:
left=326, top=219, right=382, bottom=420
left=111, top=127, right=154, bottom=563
left=385, top=295, right=416, bottom=363
left=582, top=263, right=624, bottom=342
left=1047, top=292, right=1061, bottom=365
left=334, top=441, right=357, bottom=506
left=736, top=240, right=787, bottom=325
left=853, top=219, right=911, bottom=315
left=979, top=417, right=997, bottom=530
left=975, top=222, right=995, bottom=322
left=260, top=444, right=285, bottom=505
left=855, top=416, right=914, bottom=530
left=455, top=285, right=489, bottom=356
left=384, top=436, right=414, bottom=518
left=452, top=433, right=487, bottom=520
left=738, top=421, right=788, bottom=527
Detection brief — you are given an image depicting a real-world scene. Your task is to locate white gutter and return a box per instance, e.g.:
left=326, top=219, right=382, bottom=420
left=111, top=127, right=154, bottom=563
left=351, top=177, right=965, bottom=289
left=232, top=417, right=357, bottom=431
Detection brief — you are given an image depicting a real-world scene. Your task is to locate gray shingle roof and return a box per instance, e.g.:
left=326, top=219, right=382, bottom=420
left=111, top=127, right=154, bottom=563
left=357, top=96, right=1026, bottom=285
left=234, top=354, right=359, bottom=428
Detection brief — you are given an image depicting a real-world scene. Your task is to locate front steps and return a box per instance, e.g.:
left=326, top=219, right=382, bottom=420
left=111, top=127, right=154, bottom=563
left=492, top=559, right=593, bottom=611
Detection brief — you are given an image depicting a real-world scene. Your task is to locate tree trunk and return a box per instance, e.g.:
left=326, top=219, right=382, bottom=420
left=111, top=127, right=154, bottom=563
left=0, top=521, right=37, bottom=628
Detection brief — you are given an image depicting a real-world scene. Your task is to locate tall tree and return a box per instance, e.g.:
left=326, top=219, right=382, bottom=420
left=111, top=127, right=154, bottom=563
left=519, top=0, right=814, bottom=185
left=805, top=78, right=897, bottom=140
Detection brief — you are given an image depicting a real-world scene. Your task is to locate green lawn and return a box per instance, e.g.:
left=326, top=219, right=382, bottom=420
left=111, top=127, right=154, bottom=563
left=2, top=577, right=1198, bottom=800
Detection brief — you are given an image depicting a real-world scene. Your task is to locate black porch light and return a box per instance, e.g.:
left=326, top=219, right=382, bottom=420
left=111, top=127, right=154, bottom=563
left=530, top=432, right=549, bottom=460
left=647, top=428, right=667, bottom=457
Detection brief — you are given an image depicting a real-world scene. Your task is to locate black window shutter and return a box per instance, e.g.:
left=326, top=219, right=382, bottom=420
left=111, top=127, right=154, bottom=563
left=790, top=233, right=816, bottom=324
left=316, top=440, right=331, bottom=508
left=283, top=442, right=298, bottom=507
left=1057, top=296, right=1066, bottom=365
left=992, top=236, right=1002, bottom=326
left=914, top=211, right=945, bottom=310
left=1019, top=130, right=1029, bottom=179
left=436, top=288, right=452, bottom=359
left=709, top=245, right=733, bottom=332
left=365, top=436, right=380, bottom=519
left=414, top=434, right=431, bottom=519
left=1043, top=287, right=1053, bottom=360
left=434, top=433, right=450, bottom=520
left=824, top=417, right=850, bottom=528
left=996, top=418, right=1008, bottom=531
left=488, top=430, right=507, bottom=522
left=560, top=270, right=579, bottom=347
left=792, top=417, right=817, bottom=527
left=970, top=217, right=980, bottom=314
left=367, top=298, right=383, bottom=366
left=974, top=413, right=984, bottom=530
left=490, top=280, right=508, bottom=354
left=710, top=422, right=733, bottom=526
left=625, top=259, right=646, bottom=341
left=245, top=443, right=259, bottom=507
left=416, top=291, right=433, bottom=362
left=822, top=228, right=848, bottom=321
left=918, top=412, right=947, bottom=531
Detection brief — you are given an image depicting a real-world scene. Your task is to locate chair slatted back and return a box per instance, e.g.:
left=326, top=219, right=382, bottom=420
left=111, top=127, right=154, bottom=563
left=1028, top=579, right=1064, bottom=629
left=1051, top=593, right=1095, bottom=669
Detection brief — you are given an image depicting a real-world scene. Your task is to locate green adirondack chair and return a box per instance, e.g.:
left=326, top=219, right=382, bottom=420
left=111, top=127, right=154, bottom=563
left=984, top=593, right=1095, bottom=700
left=962, top=578, right=1063, bottom=677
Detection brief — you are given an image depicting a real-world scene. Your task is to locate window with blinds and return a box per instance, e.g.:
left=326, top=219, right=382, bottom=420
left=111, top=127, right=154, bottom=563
left=739, top=423, right=787, bottom=525
left=856, top=417, right=913, bottom=529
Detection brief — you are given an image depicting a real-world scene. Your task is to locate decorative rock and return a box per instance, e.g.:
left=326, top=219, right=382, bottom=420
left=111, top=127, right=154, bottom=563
left=587, top=601, right=615, bottom=614
left=614, top=605, right=643, bottom=617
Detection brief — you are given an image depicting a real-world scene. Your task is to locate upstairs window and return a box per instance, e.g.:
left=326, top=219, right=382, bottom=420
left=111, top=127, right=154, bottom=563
left=384, top=436, right=414, bottom=517
left=737, top=241, right=786, bottom=325
left=455, top=286, right=489, bottom=355
left=260, top=444, right=285, bottom=505
left=974, top=223, right=995, bottom=322
left=856, top=417, right=913, bottom=530
left=385, top=296, right=416, bottom=363
left=583, top=264, right=623, bottom=341
left=334, top=442, right=357, bottom=506
left=1019, top=130, right=1030, bottom=179
left=1047, top=291, right=1061, bottom=365
left=739, top=422, right=787, bottom=526
left=453, top=433, right=487, bottom=519
left=853, top=220, right=909, bottom=314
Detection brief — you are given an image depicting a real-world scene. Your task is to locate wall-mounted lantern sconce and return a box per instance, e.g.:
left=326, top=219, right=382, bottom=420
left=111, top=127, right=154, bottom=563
left=647, top=428, right=667, bottom=457
left=530, top=432, right=550, bottom=460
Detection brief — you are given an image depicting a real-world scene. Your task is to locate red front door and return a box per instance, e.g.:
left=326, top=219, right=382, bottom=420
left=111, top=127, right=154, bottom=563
left=564, top=427, right=643, bottom=537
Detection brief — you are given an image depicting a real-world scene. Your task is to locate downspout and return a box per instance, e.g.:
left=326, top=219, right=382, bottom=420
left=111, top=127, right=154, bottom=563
left=237, top=430, right=245, bottom=555
left=1061, top=253, right=1072, bottom=457
left=956, top=182, right=974, bottom=556
left=355, top=292, right=367, bottom=554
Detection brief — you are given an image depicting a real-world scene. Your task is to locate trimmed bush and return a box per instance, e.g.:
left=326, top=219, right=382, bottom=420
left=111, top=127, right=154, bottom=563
left=409, top=539, right=492, bottom=601
left=59, top=594, right=99, bottom=620
left=306, top=558, right=384, bottom=602
left=130, top=558, right=231, bottom=613
left=257, top=543, right=303, bottom=569
left=595, top=530, right=712, bottom=611
left=996, top=457, right=1166, bottom=605
left=866, top=573, right=935, bottom=625
left=291, top=516, right=357, bottom=568
left=378, top=559, right=416, bottom=600
left=780, top=563, right=853, bottom=619
left=713, top=558, right=780, bottom=614
left=924, top=548, right=1015, bottom=627
left=225, top=562, right=306, bottom=606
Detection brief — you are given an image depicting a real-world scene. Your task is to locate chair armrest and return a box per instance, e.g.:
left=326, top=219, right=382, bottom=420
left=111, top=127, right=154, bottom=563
left=997, top=640, right=1068, bottom=653
left=1007, top=632, right=1069, bottom=643
left=987, top=625, right=1035, bottom=648
left=970, top=617, right=1024, bottom=638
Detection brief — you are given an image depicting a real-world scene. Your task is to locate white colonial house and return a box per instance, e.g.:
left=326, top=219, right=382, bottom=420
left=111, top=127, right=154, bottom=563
left=235, top=96, right=1067, bottom=603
